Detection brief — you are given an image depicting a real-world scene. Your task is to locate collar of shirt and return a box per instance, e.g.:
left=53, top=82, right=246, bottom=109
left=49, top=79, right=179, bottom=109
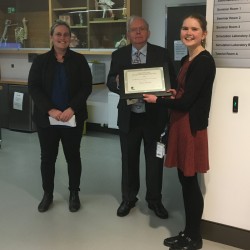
left=132, top=44, right=147, bottom=57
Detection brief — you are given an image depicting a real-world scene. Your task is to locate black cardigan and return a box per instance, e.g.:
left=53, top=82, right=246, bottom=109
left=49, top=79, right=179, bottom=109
left=28, top=47, right=92, bottom=128
left=157, top=50, right=216, bottom=132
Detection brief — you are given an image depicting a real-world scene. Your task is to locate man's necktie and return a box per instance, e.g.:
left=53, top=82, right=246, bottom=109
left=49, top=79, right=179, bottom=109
left=132, top=51, right=141, bottom=64
left=130, top=50, right=146, bottom=113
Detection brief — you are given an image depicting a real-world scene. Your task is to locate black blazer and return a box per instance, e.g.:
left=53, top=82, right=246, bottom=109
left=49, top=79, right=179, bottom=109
left=107, top=43, right=176, bottom=133
left=28, top=47, right=92, bottom=128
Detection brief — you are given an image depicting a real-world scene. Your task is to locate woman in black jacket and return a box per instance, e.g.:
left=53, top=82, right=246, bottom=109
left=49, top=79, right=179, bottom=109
left=144, top=14, right=216, bottom=250
left=28, top=20, right=92, bottom=213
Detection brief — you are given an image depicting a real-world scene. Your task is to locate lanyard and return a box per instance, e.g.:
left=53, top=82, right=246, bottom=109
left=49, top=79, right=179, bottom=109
left=159, top=126, right=168, bottom=143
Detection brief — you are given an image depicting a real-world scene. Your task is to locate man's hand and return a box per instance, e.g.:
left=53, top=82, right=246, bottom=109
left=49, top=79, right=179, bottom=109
left=143, top=94, right=157, bottom=103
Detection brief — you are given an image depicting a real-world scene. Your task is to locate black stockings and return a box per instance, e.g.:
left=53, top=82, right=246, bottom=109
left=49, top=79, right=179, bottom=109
left=178, top=169, right=204, bottom=240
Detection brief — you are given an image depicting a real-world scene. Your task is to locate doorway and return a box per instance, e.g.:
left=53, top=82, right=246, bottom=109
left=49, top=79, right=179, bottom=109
left=165, top=4, right=206, bottom=73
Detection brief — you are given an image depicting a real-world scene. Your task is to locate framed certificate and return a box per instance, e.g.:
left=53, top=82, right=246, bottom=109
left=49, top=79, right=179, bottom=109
left=120, top=67, right=171, bottom=99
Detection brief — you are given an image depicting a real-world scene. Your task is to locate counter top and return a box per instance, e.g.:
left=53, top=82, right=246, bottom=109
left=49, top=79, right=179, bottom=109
left=0, top=79, right=28, bottom=85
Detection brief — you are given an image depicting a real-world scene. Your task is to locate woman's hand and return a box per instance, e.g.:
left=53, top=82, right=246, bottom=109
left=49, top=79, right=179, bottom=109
left=48, top=109, right=62, bottom=121
left=60, top=107, right=75, bottom=122
left=143, top=94, right=157, bottom=103
left=167, top=89, right=177, bottom=99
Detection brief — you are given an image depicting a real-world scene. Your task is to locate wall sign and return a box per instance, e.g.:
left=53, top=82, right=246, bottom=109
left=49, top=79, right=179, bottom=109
left=212, top=0, right=250, bottom=68
left=174, top=40, right=188, bottom=61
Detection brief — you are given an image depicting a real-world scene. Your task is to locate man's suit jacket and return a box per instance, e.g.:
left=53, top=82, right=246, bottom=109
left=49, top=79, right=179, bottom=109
left=107, top=43, right=176, bottom=134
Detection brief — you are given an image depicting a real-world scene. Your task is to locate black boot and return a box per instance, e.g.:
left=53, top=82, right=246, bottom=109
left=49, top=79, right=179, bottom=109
left=38, top=193, right=53, bottom=212
left=164, top=232, right=186, bottom=247
left=169, top=235, right=203, bottom=250
left=69, top=191, right=80, bottom=212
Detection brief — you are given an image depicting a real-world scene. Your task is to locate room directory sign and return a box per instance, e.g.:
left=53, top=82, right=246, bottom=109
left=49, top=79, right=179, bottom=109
left=212, top=0, right=250, bottom=68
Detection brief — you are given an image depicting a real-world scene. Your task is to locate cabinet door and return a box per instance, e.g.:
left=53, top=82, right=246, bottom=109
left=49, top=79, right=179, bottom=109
left=0, top=84, right=9, bottom=128
left=0, top=0, right=49, bottom=49
left=89, top=0, right=127, bottom=49
left=50, top=0, right=89, bottom=48
left=8, top=85, right=35, bottom=132
left=88, top=0, right=142, bottom=49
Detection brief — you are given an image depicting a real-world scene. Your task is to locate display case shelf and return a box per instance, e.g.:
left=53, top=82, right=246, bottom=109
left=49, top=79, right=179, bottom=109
left=53, top=7, right=88, bottom=11
left=89, top=19, right=126, bottom=24
left=70, top=25, right=88, bottom=29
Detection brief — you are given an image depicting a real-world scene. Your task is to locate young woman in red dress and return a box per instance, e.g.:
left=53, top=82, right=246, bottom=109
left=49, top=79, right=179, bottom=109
left=143, top=13, right=216, bottom=250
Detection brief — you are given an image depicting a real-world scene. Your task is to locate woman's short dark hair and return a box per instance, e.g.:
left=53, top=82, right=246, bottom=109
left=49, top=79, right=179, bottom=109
left=50, top=20, right=71, bottom=36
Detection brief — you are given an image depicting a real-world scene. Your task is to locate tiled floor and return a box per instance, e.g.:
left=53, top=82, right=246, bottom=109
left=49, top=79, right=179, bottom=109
left=0, top=128, right=241, bottom=250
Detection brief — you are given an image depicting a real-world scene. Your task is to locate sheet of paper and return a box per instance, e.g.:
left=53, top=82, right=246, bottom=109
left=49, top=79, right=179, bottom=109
left=13, top=92, right=24, bottom=111
left=49, top=115, right=76, bottom=127
left=174, top=40, right=188, bottom=61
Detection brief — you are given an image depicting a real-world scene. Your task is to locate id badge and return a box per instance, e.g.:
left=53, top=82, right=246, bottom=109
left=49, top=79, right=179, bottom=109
left=156, top=142, right=165, bottom=158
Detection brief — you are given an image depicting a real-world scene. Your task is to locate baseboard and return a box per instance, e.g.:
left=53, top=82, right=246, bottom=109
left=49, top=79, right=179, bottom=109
left=201, top=220, right=250, bottom=249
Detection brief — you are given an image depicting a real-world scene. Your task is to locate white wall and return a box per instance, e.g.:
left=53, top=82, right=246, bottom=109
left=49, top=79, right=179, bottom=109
left=204, top=0, right=250, bottom=230
left=143, top=0, right=250, bottom=231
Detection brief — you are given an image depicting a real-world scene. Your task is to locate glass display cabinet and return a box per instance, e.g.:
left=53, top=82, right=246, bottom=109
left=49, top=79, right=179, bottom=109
left=0, top=0, right=142, bottom=54
left=0, top=0, right=49, bottom=49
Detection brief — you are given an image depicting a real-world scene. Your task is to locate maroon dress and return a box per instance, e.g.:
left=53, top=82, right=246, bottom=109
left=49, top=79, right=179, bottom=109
left=165, top=59, right=209, bottom=176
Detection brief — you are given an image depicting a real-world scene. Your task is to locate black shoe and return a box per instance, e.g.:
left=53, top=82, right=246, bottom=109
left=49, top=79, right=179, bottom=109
left=38, top=193, right=53, bottom=212
left=148, top=202, right=168, bottom=219
left=169, top=235, right=203, bottom=250
left=117, top=198, right=138, bottom=217
left=163, top=232, right=186, bottom=247
left=69, top=191, right=81, bottom=212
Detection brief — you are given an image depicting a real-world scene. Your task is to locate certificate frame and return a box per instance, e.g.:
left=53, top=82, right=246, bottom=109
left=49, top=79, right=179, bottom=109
left=120, top=67, right=171, bottom=99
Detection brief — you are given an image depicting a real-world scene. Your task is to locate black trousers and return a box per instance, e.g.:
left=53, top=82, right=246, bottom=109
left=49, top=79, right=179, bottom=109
left=119, top=112, right=164, bottom=203
left=178, top=169, right=204, bottom=240
left=37, top=124, right=84, bottom=193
